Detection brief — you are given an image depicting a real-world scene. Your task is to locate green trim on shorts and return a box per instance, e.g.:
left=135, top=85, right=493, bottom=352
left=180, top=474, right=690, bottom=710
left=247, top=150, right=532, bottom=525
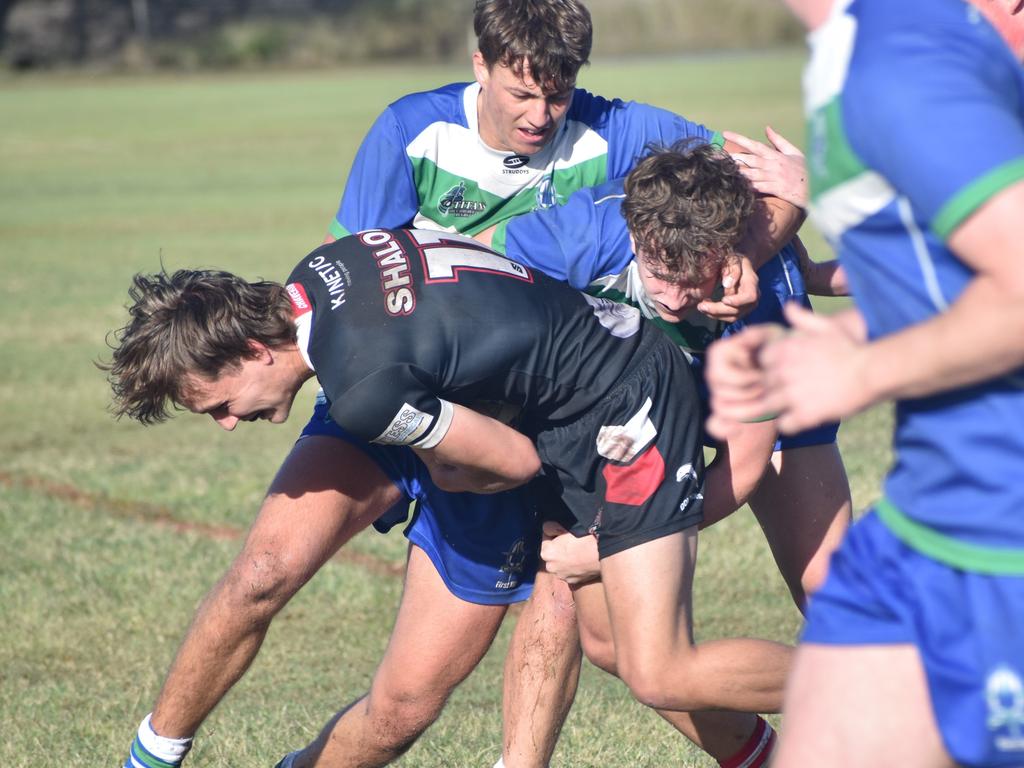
left=932, top=156, right=1024, bottom=240
left=876, top=497, right=1024, bottom=574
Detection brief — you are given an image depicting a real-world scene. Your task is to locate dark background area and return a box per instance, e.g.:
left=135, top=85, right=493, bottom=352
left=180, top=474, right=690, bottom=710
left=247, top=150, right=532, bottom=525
left=0, top=0, right=801, bottom=71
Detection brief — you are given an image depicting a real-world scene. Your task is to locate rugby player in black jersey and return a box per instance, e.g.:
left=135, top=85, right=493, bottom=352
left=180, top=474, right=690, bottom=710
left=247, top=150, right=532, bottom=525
left=109, top=229, right=792, bottom=765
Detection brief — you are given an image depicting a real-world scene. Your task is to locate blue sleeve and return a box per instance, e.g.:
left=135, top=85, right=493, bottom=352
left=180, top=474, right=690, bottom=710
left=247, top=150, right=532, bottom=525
left=501, top=179, right=634, bottom=289
left=329, top=108, right=421, bottom=239
left=844, top=20, right=1024, bottom=240
left=722, top=241, right=808, bottom=338
left=571, top=92, right=720, bottom=179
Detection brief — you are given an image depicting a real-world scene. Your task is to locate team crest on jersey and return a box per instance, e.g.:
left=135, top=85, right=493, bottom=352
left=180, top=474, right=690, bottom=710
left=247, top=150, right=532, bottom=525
left=438, top=182, right=487, bottom=217
left=987, top=665, right=1024, bottom=752
left=534, top=174, right=564, bottom=209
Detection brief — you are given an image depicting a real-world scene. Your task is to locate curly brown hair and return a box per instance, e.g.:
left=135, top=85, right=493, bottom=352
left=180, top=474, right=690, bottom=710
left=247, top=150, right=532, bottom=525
left=102, top=269, right=294, bottom=424
left=622, top=141, right=755, bottom=285
left=474, top=0, right=591, bottom=94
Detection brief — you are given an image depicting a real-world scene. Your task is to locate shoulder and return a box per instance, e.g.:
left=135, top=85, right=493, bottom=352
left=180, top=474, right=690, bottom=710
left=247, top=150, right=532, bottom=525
left=383, top=82, right=474, bottom=133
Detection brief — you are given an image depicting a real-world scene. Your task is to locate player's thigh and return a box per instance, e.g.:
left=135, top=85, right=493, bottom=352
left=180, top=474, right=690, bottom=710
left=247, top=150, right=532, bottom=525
left=749, top=442, right=851, bottom=598
left=598, top=529, right=697, bottom=672
left=266, top=435, right=404, bottom=542
left=775, top=643, right=952, bottom=768
left=373, top=543, right=508, bottom=700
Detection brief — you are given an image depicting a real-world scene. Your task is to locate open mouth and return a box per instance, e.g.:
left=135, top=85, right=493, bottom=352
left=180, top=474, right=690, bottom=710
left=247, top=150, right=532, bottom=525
left=518, top=125, right=549, bottom=143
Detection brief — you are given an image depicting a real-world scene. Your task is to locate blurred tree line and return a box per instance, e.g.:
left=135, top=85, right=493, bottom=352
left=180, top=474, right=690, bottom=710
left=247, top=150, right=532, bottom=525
left=1, top=0, right=800, bottom=71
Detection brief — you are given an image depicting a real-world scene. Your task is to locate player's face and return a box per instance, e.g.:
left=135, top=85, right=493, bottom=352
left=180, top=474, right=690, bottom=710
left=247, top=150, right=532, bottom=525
left=182, top=351, right=302, bottom=431
left=473, top=52, right=574, bottom=155
left=635, top=251, right=720, bottom=324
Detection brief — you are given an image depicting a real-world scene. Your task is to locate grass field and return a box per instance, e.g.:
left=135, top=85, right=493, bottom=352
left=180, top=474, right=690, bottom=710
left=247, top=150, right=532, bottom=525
left=0, top=51, right=893, bottom=767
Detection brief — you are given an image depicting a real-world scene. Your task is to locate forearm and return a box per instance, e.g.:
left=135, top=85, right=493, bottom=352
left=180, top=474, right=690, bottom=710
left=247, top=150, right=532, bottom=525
left=414, top=450, right=533, bottom=494
left=699, top=423, right=777, bottom=528
left=804, top=258, right=849, bottom=297
left=736, top=196, right=805, bottom=270
left=417, top=404, right=542, bottom=494
left=859, top=273, right=1024, bottom=404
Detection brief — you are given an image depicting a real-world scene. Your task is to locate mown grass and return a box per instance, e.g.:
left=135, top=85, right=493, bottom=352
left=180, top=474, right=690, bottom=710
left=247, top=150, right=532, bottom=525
left=0, top=51, right=892, bottom=767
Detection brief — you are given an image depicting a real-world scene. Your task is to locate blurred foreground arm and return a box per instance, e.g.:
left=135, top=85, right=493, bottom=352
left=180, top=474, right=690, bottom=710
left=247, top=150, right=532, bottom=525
left=707, top=180, right=1024, bottom=435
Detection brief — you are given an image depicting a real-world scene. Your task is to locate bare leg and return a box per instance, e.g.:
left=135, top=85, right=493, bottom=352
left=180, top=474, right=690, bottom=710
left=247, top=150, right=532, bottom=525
left=749, top=443, right=852, bottom=608
left=573, top=579, right=760, bottom=761
left=596, top=528, right=792, bottom=713
left=293, top=544, right=508, bottom=767
left=774, top=644, right=953, bottom=768
left=501, top=569, right=582, bottom=768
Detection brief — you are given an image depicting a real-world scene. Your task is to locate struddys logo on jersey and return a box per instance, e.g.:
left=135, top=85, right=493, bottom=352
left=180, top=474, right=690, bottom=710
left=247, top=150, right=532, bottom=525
left=359, top=229, right=416, bottom=316
left=502, top=154, right=530, bottom=175
left=987, top=665, right=1024, bottom=753
left=438, top=182, right=487, bottom=218
left=494, top=538, right=528, bottom=590
left=305, top=253, right=351, bottom=311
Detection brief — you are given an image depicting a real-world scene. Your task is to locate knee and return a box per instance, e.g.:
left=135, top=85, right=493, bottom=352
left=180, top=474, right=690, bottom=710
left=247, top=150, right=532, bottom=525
left=617, top=650, right=704, bottom=711
left=220, top=549, right=299, bottom=625
left=363, top=679, right=447, bottom=748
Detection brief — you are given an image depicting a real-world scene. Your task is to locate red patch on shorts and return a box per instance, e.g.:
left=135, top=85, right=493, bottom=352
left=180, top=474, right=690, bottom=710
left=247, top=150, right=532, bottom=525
left=602, top=444, right=665, bottom=506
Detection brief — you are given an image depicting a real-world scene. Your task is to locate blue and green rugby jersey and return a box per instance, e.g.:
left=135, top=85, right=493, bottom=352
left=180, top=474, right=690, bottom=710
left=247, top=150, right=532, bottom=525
left=328, top=81, right=721, bottom=242
left=805, top=0, right=1024, bottom=570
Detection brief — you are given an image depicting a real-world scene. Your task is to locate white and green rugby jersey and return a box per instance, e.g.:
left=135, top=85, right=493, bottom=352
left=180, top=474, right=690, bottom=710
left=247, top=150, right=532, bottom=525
left=328, top=81, right=721, bottom=243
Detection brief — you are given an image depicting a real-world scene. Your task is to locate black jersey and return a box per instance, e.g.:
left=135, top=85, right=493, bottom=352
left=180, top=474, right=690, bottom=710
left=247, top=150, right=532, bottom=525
left=285, top=228, right=658, bottom=448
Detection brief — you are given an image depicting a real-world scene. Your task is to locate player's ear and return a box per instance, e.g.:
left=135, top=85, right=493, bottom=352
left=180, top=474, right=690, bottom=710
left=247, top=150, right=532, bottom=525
left=472, top=51, right=490, bottom=88
left=247, top=340, right=273, bottom=364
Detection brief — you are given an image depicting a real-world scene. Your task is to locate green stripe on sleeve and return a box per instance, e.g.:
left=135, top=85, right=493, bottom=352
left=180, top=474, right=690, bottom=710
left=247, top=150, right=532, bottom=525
left=328, top=219, right=351, bottom=240
left=932, top=156, right=1024, bottom=240
left=876, top=497, right=1024, bottom=574
left=710, top=131, right=725, bottom=149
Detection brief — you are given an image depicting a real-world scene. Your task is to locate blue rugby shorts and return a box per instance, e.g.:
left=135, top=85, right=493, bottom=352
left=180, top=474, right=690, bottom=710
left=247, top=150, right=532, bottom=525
left=299, top=392, right=540, bottom=605
left=804, top=510, right=1024, bottom=766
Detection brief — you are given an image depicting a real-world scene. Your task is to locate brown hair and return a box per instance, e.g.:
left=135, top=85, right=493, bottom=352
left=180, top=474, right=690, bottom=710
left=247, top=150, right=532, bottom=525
left=474, top=0, right=592, bottom=93
left=102, top=269, right=294, bottom=424
left=622, top=141, right=755, bottom=284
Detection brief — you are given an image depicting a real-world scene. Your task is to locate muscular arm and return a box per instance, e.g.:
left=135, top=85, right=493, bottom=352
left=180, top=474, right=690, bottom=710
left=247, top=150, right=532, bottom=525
left=148, top=437, right=404, bottom=738
left=700, top=418, right=778, bottom=529
left=858, top=181, right=1024, bottom=399
left=412, top=404, right=541, bottom=494
left=709, top=181, right=1024, bottom=435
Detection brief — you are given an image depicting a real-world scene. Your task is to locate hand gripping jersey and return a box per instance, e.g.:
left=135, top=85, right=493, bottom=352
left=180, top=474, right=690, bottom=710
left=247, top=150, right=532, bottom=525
left=498, top=176, right=839, bottom=452
left=499, top=176, right=810, bottom=356
left=328, top=82, right=721, bottom=243
left=805, top=0, right=1024, bottom=565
